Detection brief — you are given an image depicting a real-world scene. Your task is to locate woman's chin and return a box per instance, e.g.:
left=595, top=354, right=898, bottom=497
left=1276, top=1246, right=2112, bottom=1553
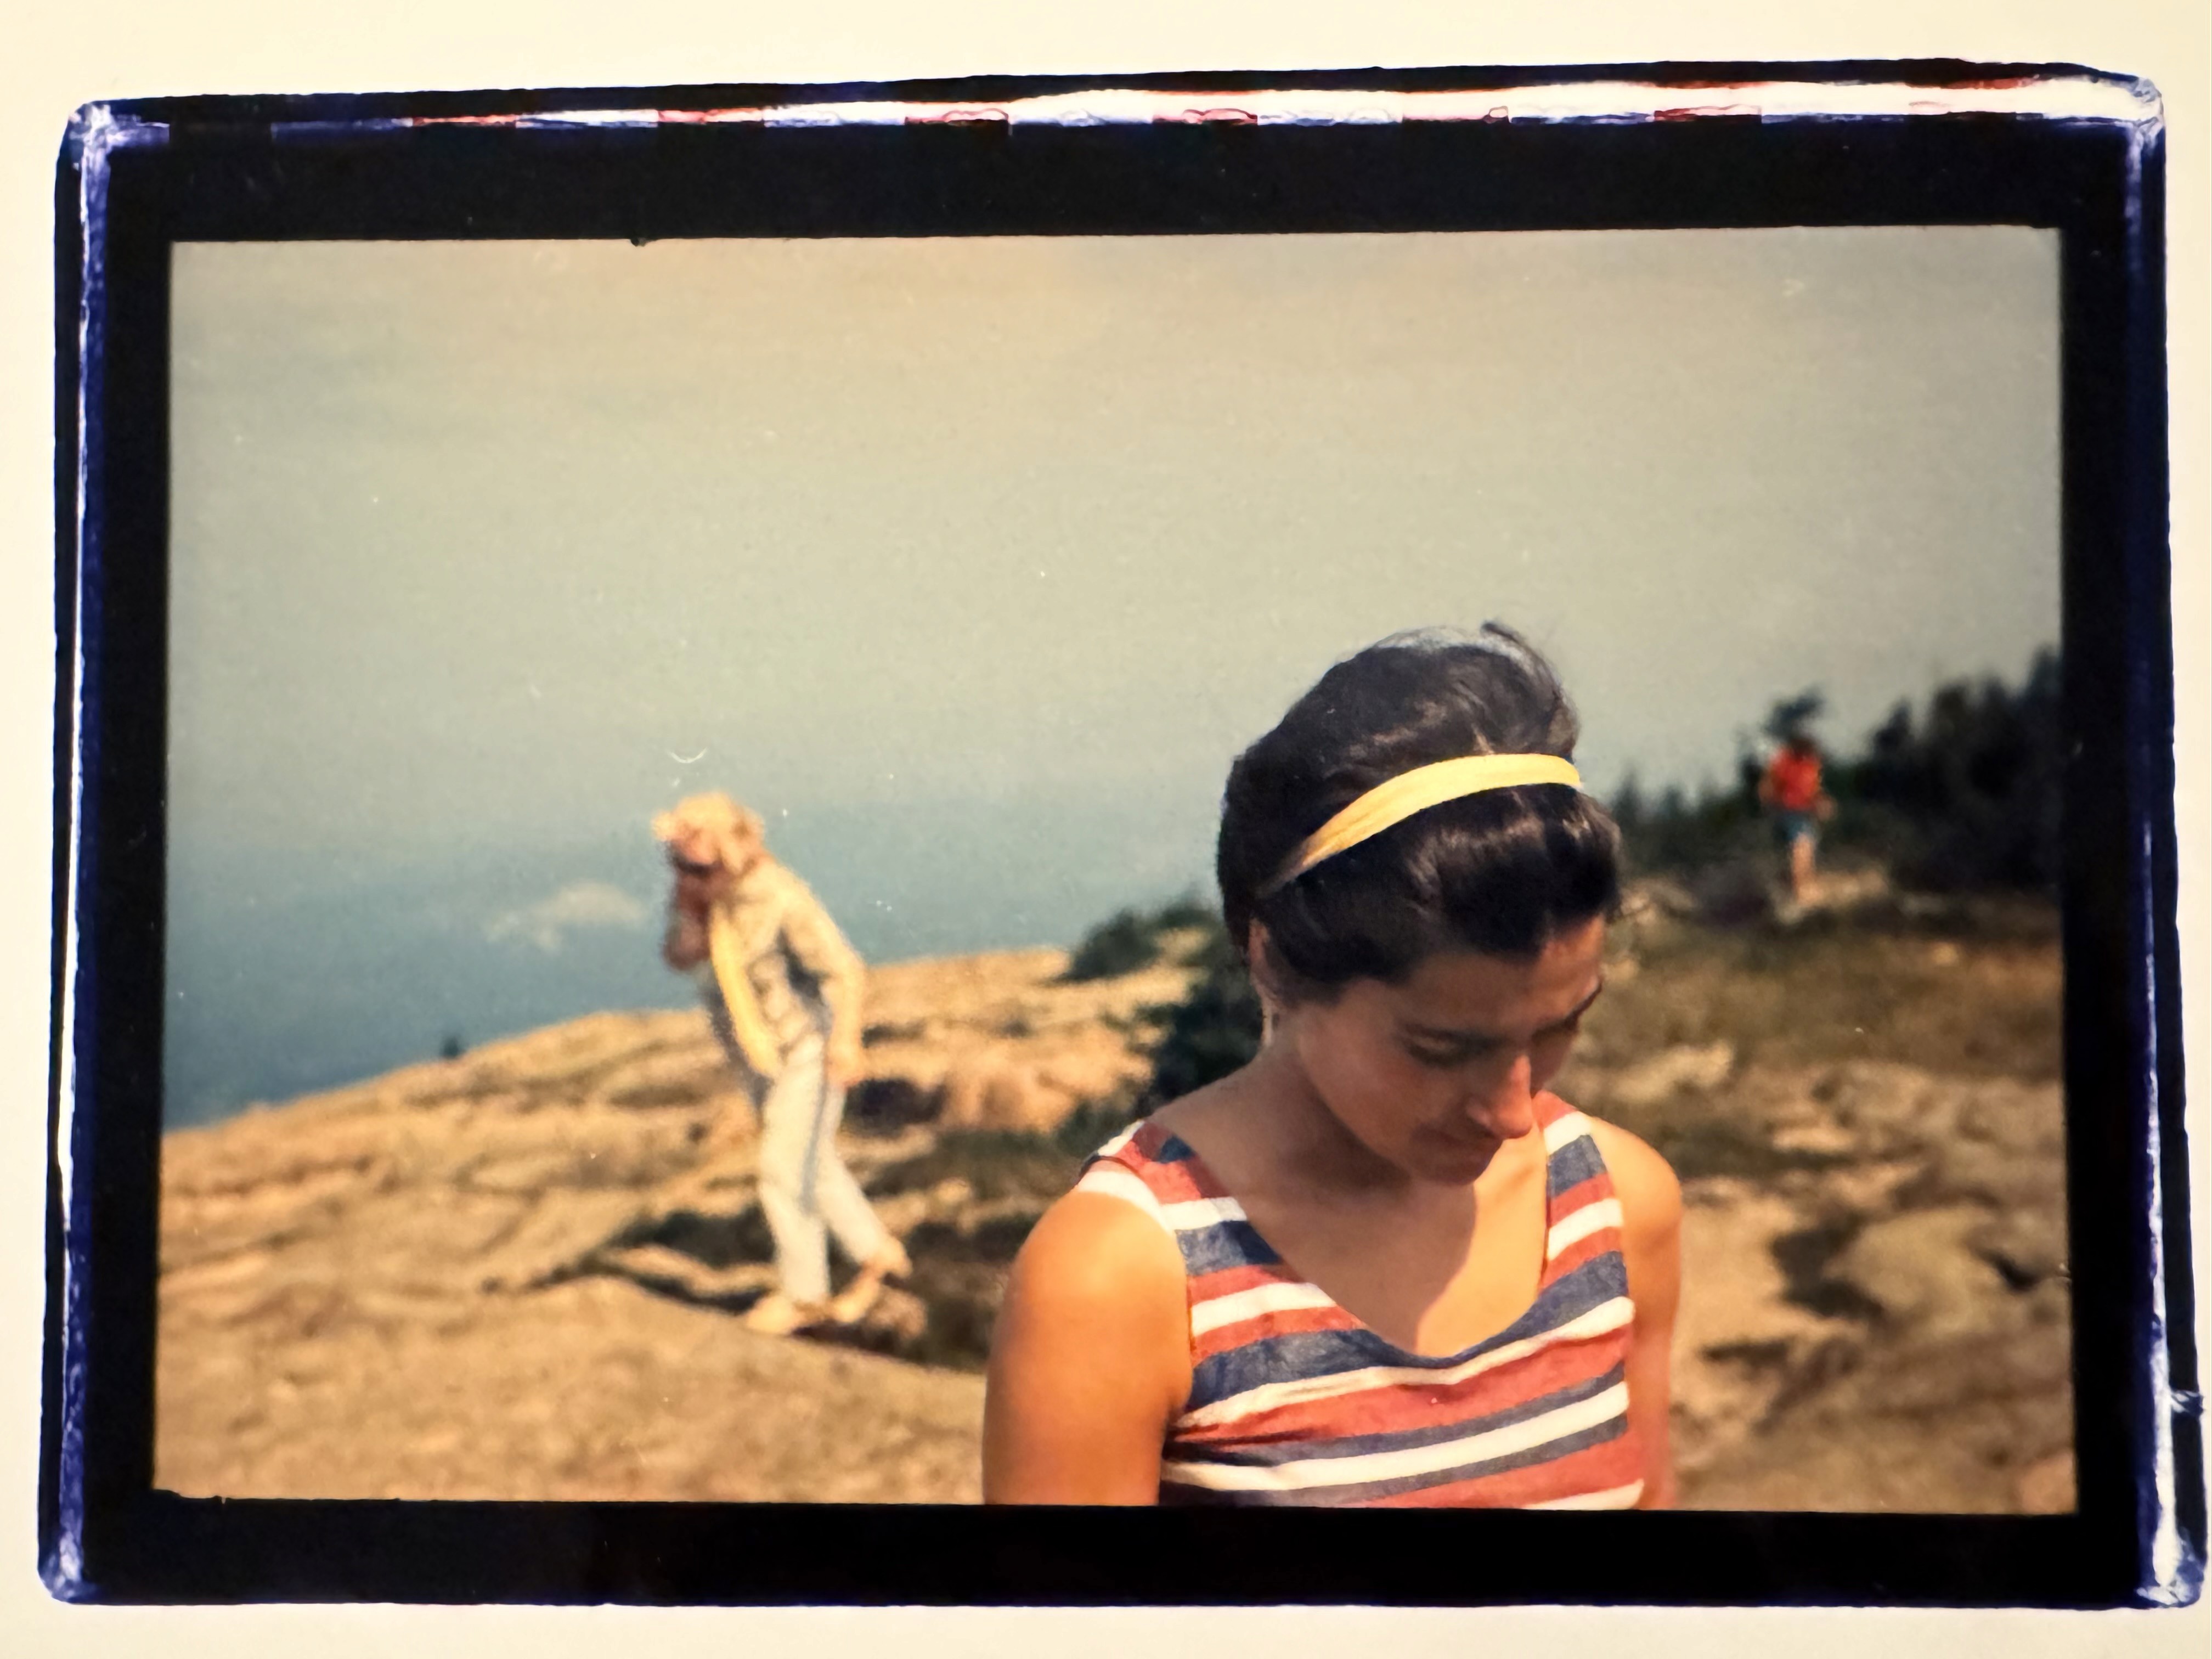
left=1407, top=1128, right=1503, bottom=1183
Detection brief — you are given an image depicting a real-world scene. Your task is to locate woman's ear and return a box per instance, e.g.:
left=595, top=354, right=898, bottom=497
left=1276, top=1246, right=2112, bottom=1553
left=1245, top=923, right=1284, bottom=1028
left=1256, top=924, right=1291, bottom=1000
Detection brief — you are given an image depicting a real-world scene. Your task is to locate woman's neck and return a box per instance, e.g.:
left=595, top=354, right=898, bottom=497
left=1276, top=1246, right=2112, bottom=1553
left=1233, top=1041, right=1417, bottom=1199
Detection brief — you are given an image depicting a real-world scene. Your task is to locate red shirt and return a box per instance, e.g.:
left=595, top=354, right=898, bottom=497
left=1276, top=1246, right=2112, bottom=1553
left=1764, top=748, right=1823, bottom=812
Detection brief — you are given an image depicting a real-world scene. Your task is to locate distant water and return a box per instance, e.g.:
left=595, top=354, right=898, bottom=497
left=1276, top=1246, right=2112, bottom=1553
left=161, top=792, right=1214, bottom=1129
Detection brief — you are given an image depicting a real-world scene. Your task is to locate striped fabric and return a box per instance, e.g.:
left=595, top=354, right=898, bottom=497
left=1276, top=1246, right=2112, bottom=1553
left=1074, top=1093, right=1645, bottom=1508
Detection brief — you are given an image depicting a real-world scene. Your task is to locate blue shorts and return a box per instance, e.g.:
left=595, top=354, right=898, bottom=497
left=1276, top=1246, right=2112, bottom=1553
left=1775, top=810, right=1818, bottom=848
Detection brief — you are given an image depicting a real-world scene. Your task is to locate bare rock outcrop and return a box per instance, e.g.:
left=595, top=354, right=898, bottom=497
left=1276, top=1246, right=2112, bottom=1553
left=156, top=946, right=1188, bottom=1502
left=1567, top=1050, right=2072, bottom=1512
left=157, top=917, right=2070, bottom=1514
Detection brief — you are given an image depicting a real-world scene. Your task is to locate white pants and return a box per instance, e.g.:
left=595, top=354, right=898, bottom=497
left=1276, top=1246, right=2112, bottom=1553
left=754, top=1035, right=893, bottom=1306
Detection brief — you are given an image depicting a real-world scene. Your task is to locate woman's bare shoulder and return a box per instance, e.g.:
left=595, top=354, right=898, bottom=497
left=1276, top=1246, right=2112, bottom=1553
left=989, top=1170, right=1192, bottom=1454
left=1015, top=1175, right=1186, bottom=1303
left=985, top=1165, right=1192, bottom=1502
left=1582, top=1114, right=1684, bottom=1240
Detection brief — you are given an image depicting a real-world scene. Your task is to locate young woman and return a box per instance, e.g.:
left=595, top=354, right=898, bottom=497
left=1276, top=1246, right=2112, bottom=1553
left=983, top=627, right=1680, bottom=1507
left=654, top=792, right=911, bottom=1335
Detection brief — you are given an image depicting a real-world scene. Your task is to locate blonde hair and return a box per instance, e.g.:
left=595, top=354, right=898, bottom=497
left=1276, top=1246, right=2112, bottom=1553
left=651, top=792, right=765, bottom=870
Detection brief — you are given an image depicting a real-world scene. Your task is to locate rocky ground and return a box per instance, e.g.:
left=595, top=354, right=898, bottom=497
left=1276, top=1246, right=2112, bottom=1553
left=156, top=883, right=2070, bottom=1511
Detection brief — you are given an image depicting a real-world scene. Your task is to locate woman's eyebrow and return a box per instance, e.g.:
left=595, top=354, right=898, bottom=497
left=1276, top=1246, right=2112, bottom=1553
left=1561, top=978, right=1608, bottom=1023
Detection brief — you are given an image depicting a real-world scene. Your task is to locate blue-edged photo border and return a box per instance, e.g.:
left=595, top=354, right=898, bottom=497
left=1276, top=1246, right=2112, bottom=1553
left=42, top=60, right=2200, bottom=1607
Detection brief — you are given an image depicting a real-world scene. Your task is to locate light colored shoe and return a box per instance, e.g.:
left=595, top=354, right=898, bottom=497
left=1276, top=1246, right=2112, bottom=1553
left=828, top=1240, right=913, bottom=1325
left=743, top=1292, right=828, bottom=1336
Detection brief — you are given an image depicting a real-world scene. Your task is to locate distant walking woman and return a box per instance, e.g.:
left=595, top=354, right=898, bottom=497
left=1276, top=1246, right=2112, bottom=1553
left=984, top=626, right=1680, bottom=1506
left=655, top=793, right=910, bottom=1335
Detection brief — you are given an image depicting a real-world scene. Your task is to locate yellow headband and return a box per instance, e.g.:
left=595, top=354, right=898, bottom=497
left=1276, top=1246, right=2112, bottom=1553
left=1262, top=752, right=1583, bottom=895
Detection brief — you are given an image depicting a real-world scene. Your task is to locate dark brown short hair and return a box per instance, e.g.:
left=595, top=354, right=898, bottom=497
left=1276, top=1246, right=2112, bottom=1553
left=1218, top=624, right=1620, bottom=1001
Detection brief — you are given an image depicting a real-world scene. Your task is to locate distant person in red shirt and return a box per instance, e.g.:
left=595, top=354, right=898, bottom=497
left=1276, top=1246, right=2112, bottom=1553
left=1758, top=732, right=1835, bottom=906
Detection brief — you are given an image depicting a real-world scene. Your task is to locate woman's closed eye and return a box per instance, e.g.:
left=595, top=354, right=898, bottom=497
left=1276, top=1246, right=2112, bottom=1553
left=1403, top=1011, right=1587, bottom=1068
left=1402, top=1037, right=1498, bottom=1069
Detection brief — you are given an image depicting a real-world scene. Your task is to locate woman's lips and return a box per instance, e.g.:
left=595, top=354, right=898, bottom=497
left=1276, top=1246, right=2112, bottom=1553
left=1424, top=1125, right=1499, bottom=1159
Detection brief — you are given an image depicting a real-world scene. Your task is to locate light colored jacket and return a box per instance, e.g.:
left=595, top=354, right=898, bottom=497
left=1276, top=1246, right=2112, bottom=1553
left=696, top=857, right=865, bottom=1083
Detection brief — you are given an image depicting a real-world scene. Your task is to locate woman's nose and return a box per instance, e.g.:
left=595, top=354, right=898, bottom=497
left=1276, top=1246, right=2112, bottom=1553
left=1464, top=1054, right=1538, bottom=1140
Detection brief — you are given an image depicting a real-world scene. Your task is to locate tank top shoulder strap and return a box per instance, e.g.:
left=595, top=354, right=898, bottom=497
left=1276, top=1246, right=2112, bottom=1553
left=1072, top=1117, right=1210, bottom=1229
left=1069, top=1121, right=1163, bottom=1229
left=1530, top=1092, right=1627, bottom=1285
left=1070, top=1118, right=1268, bottom=1271
left=1534, top=1090, right=1613, bottom=1192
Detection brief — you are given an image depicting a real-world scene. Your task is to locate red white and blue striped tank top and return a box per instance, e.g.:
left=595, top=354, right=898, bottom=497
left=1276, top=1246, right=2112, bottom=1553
left=1074, top=1091, right=1645, bottom=1508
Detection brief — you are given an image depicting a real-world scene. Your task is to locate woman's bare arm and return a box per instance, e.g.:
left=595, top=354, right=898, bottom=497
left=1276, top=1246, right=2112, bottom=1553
left=1588, top=1118, right=1684, bottom=1509
left=661, top=875, right=714, bottom=971
left=983, top=1189, right=1191, bottom=1504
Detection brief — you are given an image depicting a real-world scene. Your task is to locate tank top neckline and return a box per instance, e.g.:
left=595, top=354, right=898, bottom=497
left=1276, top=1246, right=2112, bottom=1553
left=1132, top=1091, right=1583, bottom=1366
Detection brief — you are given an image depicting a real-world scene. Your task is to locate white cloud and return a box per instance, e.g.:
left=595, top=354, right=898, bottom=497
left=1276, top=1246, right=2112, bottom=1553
left=486, top=881, right=648, bottom=954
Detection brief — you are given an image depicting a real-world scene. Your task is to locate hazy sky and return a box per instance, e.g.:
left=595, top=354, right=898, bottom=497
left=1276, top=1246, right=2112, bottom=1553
left=170, top=226, right=2058, bottom=920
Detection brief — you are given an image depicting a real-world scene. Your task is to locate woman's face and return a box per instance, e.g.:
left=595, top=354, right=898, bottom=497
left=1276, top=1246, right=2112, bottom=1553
left=668, top=823, right=724, bottom=872
left=667, top=815, right=760, bottom=881
left=1278, top=913, right=1608, bottom=1186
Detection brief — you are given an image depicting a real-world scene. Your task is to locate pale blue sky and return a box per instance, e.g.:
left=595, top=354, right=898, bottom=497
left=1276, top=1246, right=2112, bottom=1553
left=171, top=228, right=2058, bottom=871
left=162, top=227, right=2059, bottom=1119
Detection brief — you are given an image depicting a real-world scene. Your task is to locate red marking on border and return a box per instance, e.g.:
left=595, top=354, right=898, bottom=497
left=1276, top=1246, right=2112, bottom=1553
left=906, top=108, right=1009, bottom=126
left=1654, top=104, right=1762, bottom=122
left=655, top=108, right=763, bottom=124
left=1161, top=107, right=1259, bottom=125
